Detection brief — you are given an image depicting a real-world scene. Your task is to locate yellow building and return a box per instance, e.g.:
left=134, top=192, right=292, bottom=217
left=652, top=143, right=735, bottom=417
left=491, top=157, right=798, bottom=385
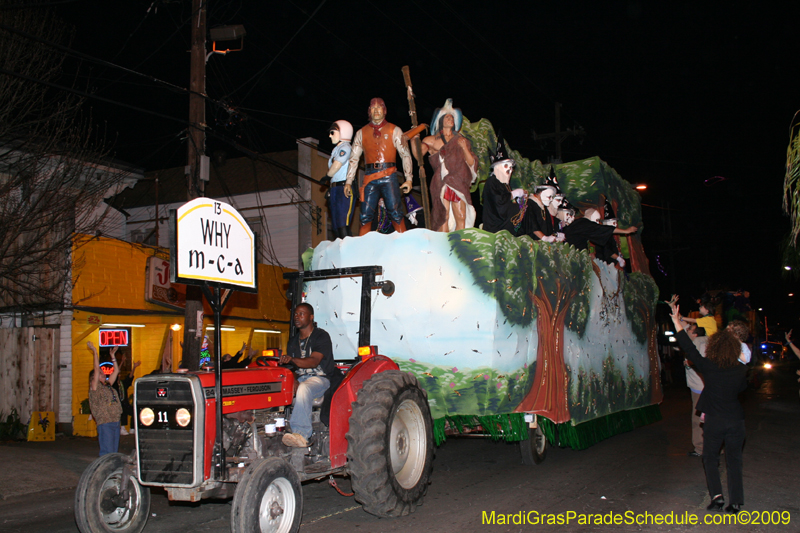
left=69, top=234, right=293, bottom=436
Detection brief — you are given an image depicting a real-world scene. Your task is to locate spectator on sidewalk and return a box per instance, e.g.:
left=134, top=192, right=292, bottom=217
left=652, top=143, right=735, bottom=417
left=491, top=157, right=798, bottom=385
left=675, top=294, right=718, bottom=336
left=115, top=351, right=140, bottom=435
left=221, top=342, right=256, bottom=369
left=670, top=302, right=748, bottom=514
left=87, top=342, right=123, bottom=456
left=684, top=324, right=708, bottom=457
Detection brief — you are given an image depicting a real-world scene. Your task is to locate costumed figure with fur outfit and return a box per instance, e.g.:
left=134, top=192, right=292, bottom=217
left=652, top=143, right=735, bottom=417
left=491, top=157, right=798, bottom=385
left=412, top=99, right=478, bottom=232
left=346, top=98, right=413, bottom=236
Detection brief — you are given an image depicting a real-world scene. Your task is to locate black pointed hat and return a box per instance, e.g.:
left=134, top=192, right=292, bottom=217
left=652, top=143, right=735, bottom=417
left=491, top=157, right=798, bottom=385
left=489, top=131, right=513, bottom=167
left=546, top=166, right=562, bottom=191
left=540, top=165, right=562, bottom=196
left=558, top=197, right=577, bottom=212
left=603, top=198, right=616, bottom=220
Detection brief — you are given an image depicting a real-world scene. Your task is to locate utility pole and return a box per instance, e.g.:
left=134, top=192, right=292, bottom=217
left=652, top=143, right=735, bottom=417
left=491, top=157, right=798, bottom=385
left=532, top=102, right=585, bottom=163
left=182, top=0, right=207, bottom=371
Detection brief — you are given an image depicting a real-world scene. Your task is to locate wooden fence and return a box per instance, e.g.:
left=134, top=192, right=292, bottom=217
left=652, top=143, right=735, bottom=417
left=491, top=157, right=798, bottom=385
left=0, top=327, right=59, bottom=425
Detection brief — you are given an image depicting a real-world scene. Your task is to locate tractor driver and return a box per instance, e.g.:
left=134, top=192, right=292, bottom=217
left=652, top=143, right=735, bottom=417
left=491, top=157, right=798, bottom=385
left=279, top=303, right=339, bottom=448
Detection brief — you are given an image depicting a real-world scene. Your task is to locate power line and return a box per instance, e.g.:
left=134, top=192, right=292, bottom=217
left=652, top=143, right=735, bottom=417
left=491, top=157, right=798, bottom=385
left=225, top=0, right=328, bottom=105
left=0, top=0, right=80, bottom=9
left=0, top=21, right=191, bottom=98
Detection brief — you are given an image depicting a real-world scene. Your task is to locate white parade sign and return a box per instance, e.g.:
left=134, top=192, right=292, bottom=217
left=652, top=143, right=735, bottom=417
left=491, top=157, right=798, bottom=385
left=170, top=197, right=257, bottom=291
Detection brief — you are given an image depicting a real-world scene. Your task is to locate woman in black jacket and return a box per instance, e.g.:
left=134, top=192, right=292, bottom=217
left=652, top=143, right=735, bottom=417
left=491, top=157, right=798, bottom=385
left=669, top=303, right=748, bottom=514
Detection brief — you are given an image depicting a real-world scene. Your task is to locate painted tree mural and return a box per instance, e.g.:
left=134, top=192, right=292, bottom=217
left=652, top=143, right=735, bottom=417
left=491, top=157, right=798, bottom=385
left=516, top=243, right=592, bottom=422
left=447, top=228, right=536, bottom=328
left=622, top=272, right=662, bottom=403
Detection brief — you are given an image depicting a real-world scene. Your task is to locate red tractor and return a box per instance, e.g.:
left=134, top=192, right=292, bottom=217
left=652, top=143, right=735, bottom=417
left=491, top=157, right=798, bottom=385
left=74, top=266, right=434, bottom=533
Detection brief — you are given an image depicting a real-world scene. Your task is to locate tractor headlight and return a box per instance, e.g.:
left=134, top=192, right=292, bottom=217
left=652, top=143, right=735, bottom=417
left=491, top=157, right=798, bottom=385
left=175, top=408, right=191, bottom=427
left=139, top=407, right=155, bottom=426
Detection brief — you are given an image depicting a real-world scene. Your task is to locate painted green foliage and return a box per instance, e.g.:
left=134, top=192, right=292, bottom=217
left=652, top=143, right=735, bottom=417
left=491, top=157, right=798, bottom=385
left=622, top=272, right=659, bottom=344
left=557, top=157, right=643, bottom=228
left=447, top=228, right=536, bottom=328
left=461, top=118, right=548, bottom=195
left=533, top=242, right=593, bottom=338
left=446, top=229, right=593, bottom=335
left=568, top=359, right=649, bottom=423
left=461, top=118, right=642, bottom=228
left=396, top=359, right=534, bottom=420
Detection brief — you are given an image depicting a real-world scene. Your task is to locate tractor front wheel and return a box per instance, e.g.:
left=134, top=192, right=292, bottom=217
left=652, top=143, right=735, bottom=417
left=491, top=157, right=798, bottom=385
left=231, top=457, right=302, bottom=533
left=74, top=453, right=150, bottom=533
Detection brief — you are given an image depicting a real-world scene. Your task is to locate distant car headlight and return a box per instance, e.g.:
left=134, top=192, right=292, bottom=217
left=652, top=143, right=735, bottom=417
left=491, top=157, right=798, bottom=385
left=763, top=363, right=773, bottom=370
left=140, top=407, right=155, bottom=426
left=175, top=408, right=191, bottom=427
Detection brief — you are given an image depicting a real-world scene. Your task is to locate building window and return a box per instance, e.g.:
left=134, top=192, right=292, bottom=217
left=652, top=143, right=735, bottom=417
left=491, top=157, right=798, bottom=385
left=130, top=228, right=157, bottom=245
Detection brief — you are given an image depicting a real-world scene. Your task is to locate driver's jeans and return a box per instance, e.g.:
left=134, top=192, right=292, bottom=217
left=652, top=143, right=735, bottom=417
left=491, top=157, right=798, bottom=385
left=289, top=375, right=330, bottom=439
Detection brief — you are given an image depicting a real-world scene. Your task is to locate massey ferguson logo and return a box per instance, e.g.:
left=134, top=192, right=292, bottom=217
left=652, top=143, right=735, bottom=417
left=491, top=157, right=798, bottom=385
left=204, top=381, right=282, bottom=398
left=156, top=387, right=169, bottom=398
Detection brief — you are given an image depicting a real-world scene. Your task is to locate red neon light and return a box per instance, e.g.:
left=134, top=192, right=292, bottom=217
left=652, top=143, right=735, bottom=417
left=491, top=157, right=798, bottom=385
left=99, top=329, right=129, bottom=347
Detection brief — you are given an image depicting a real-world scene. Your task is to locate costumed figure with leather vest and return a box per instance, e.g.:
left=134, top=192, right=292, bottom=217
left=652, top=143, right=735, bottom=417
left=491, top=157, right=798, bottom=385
left=346, top=98, right=413, bottom=236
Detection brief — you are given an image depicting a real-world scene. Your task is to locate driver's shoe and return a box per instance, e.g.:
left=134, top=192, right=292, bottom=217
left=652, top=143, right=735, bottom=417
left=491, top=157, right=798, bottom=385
left=282, top=432, right=309, bottom=447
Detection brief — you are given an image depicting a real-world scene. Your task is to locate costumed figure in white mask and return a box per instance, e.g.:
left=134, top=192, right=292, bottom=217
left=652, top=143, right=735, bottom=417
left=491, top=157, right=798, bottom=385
left=562, top=204, right=638, bottom=264
left=481, top=134, right=525, bottom=234
left=522, top=183, right=559, bottom=242
left=592, top=199, right=626, bottom=268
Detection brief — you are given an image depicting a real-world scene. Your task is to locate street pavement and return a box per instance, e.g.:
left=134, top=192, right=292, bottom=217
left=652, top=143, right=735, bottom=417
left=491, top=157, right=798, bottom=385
left=1, top=360, right=799, bottom=532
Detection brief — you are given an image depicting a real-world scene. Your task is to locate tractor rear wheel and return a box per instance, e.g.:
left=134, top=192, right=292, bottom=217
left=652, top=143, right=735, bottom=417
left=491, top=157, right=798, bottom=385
left=346, top=370, right=433, bottom=517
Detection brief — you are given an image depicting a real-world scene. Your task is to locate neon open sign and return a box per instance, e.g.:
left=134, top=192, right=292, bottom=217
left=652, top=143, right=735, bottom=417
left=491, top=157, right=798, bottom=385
left=99, top=329, right=129, bottom=347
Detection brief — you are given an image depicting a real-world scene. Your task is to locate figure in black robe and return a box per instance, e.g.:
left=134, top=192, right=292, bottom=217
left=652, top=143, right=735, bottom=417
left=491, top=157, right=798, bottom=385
left=563, top=217, right=616, bottom=251
left=482, top=174, right=521, bottom=234
left=522, top=199, right=554, bottom=240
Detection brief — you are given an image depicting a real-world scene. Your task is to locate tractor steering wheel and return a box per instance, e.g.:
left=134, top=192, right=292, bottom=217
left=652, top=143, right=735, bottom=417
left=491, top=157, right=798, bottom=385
left=255, top=356, right=298, bottom=371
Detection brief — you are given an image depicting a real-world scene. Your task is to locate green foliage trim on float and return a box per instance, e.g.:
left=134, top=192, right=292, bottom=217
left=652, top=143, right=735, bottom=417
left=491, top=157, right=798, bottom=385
left=461, top=117, right=643, bottom=229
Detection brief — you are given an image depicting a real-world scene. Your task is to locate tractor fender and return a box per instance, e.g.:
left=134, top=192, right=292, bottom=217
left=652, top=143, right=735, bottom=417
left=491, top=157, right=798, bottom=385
left=328, top=355, right=399, bottom=468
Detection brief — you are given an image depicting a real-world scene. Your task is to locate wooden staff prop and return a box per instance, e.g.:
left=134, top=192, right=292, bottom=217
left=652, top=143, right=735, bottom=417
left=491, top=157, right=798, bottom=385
left=402, top=65, right=431, bottom=230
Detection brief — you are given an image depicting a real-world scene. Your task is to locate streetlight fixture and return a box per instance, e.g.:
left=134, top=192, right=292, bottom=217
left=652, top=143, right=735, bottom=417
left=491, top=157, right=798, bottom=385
left=209, top=24, right=246, bottom=55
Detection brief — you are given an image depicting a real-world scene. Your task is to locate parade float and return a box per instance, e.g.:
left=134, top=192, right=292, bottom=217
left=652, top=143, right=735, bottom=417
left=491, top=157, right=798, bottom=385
left=303, top=118, right=662, bottom=451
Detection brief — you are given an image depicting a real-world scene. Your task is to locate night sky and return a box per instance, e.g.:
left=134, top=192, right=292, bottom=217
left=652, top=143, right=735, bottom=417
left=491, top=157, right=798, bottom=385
left=48, top=0, right=800, bottom=329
